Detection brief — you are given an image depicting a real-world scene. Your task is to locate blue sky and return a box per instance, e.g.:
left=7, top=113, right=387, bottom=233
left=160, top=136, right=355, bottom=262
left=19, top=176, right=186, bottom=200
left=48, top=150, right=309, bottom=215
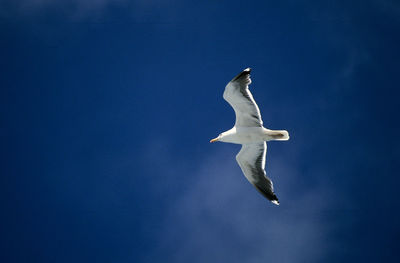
left=1, top=1, right=400, bottom=262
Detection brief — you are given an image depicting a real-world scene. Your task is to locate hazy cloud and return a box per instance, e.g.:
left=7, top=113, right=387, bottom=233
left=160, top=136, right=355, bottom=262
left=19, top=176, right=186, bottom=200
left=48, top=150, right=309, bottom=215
left=6, top=0, right=126, bottom=11
left=142, top=144, right=343, bottom=263
left=0, top=0, right=181, bottom=21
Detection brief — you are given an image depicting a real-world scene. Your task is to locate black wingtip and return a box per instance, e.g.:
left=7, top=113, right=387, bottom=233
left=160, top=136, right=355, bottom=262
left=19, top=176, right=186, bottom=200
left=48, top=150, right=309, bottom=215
left=253, top=184, right=280, bottom=205
left=271, top=199, right=280, bottom=206
left=232, top=67, right=252, bottom=82
left=270, top=193, right=280, bottom=206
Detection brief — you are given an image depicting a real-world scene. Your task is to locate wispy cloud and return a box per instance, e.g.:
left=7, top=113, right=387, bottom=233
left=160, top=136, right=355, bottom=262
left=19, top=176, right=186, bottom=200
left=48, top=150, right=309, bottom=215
left=0, top=0, right=127, bottom=19
left=6, top=0, right=126, bottom=11
left=372, top=0, right=400, bottom=19
left=0, top=0, right=181, bottom=21
left=142, top=144, right=343, bottom=263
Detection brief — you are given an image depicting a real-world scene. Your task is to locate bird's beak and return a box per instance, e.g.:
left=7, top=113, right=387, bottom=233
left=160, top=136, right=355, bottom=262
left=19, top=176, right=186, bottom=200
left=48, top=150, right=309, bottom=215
left=210, top=137, right=219, bottom=143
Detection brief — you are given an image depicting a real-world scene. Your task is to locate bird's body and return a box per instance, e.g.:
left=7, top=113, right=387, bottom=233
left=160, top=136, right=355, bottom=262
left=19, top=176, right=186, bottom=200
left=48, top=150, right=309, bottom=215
left=216, top=126, right=289, bottom=144
left=210, top=68, right=289, bottom=205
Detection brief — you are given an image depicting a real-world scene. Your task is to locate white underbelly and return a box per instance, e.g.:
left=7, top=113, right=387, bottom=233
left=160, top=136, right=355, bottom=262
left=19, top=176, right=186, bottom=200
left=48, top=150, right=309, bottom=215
left=226, top=127, right=266, bottom=144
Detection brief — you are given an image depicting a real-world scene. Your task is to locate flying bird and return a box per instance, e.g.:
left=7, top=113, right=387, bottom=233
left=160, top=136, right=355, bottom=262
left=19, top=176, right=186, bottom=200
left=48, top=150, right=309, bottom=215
left=210, top=68, right=289, bottom=205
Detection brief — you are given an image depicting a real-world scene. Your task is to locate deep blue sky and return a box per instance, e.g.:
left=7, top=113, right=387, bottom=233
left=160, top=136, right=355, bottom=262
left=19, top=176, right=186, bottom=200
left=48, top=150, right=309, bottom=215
left=1, top=1, right=400, bottom=262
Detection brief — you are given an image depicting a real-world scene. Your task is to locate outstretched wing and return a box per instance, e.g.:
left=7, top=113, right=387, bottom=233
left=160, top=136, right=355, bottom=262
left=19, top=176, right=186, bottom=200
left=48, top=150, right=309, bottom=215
left=236, top=142, right=279, bottom=205
left=223, top=68, right=263, bottom=127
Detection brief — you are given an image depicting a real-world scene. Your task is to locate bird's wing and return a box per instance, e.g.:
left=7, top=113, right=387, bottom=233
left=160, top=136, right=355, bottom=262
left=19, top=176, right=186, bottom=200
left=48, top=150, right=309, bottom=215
left=236, top=142, right=279, bottom=205
left=223, top=68, right=263, bottom=127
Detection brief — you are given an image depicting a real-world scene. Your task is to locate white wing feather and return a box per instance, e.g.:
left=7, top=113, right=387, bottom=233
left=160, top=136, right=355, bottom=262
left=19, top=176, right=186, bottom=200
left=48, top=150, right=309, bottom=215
left=236, top=142, right=279, bottom=205
left=223, top=68, right=263, bottom=127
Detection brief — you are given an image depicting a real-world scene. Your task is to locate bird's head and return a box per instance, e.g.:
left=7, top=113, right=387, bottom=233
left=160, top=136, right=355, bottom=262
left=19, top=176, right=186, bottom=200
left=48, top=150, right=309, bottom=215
left=210, top=133, right=223, bottom=143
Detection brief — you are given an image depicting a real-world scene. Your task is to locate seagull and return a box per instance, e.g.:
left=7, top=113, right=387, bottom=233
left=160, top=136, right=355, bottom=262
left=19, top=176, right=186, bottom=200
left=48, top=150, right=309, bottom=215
left=210, top=68, right=289, bottom=205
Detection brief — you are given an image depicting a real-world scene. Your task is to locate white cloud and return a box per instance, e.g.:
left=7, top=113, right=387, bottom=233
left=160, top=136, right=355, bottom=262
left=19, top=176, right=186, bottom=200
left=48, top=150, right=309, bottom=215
left=12, top=0, right=125, bottom=10
left=142, top=145, right=341, bottom=263
left=1, top=0, right=181, bottom=21
left=0, top=0, right=132, bottom=20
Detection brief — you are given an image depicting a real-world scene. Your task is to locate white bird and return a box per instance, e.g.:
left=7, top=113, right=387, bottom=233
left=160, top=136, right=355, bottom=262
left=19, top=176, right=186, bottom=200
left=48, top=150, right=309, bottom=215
left=210, top=68, right=289, bottom=205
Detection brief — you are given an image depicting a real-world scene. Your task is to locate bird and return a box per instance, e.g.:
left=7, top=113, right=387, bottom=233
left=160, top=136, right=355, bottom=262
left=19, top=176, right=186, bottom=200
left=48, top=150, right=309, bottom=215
left=210, top=68, right=289, bottom=205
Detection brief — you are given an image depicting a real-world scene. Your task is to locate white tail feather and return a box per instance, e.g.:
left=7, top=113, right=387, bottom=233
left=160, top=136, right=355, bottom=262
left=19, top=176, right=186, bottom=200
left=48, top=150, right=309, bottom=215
left=265, top=129, right=290, bottom=141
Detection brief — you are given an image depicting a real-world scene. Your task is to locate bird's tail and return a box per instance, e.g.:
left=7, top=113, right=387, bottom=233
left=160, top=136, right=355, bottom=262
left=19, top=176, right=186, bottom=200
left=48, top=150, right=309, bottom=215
left=265, top=130, right=290, bottom=141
